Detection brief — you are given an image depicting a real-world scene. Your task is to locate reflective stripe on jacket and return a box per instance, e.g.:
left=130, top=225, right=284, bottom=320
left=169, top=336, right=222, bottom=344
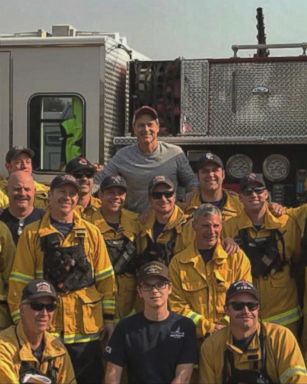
left=168, top=240, right=252, bottom=338
left=199, top=322, right=307, bottom=384
left=223, top=209, right=302, bottom=328
left=8, top=210, right=115, bottom=344
left=89, top=208, right=139, bottom=319
left=0, top=322, right=76, bottom=384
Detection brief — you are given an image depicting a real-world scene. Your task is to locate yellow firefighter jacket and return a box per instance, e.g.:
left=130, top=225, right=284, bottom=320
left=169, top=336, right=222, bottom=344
left=168, top=240, right=252, bottom=338
left=8, top=210, right=115, bottom=344
left=0, top=189, right=9, bottom=209
left=286, top=203, right=307, bottom=234
left=0, top=221, right=16, bottom=329
left=199, top=322, right=307, bottom=384
left=286, top=204, right=307, bottom=362
left=0, top=322, right=76, bottom=384
left=75, top=195, right=102, bottom=221
left=89, top=208, right=139, bottom=319
left=223, top=209, right=302, bottom=329
left=136, top=204, right=193, bottom=264
left=184, top=189, right=242, bottom=221
left=0, top=178, right=49, bottom=209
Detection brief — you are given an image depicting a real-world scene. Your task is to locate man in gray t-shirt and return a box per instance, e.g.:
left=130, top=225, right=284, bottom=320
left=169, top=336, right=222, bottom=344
left=95, top=106, right=198, bottom=213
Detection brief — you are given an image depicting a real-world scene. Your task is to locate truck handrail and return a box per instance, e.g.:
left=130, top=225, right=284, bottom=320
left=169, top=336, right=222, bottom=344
left=232, top=43, right=307, bottom=57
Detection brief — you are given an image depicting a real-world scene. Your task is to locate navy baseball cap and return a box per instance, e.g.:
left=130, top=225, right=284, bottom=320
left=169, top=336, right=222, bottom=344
left=65, top=156, right=96, bottom=176
left=22, top=279, right=57, bottom=302
left=100, top=175, right=127, bottom=191
left=197, top=152, right=224, bottom=170
left=50, top=174, right=80, bottom=191
left=6, top=146, right=35, bottom=163
left=226, top=280, right=259, bottom=302
left=148, top=176, right=175, bottom=194
left=240, top=173, right=266, bottom=191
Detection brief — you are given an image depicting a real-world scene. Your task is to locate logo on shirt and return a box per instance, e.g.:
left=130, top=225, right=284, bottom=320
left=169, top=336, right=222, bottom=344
left=105, top=346, right=112, bottom=354
left=170, top=327, right=185, bottom=339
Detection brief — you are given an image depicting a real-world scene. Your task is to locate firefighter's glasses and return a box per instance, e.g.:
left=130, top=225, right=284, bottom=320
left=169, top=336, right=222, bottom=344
left=242, top=186, right=266, bottom=196
left=140, top=281, right=169, bottom=291
left=28, top=302, right=57, bottom=312
left=229, top=301, right=259, bottom=311
left=151, top=191, right=175, bottom=200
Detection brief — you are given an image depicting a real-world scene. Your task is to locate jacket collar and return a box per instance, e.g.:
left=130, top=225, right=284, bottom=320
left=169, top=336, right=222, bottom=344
left=226, top=322, right=262, bottom=363
left=236, top=206, right=282, bottom=231
left=142, top=204, right=187, bottom=236
left=179, top=239, right=228, bottom=265
left=37, top=209, right=86, bottom=237
left=17, top=321, right=66, bottom=362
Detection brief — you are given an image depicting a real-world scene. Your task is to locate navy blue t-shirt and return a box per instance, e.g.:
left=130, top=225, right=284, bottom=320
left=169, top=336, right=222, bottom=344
left=104, top=311, right=197, bottom=384
left=0, top=207, right=45, bottom=245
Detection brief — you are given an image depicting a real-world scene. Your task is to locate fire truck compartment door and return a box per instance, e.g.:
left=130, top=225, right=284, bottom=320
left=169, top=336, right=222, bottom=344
left=209, top=61, right=307, bottom=140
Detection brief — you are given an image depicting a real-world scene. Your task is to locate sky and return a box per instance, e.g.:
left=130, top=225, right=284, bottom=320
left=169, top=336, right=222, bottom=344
left=0, top=0, right=306, bottom=59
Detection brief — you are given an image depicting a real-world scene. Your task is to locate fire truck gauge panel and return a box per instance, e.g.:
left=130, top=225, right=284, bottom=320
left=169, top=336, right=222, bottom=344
left=262, top=154, right=290, bottom=182
left=226, top=154, right=253, bottom=180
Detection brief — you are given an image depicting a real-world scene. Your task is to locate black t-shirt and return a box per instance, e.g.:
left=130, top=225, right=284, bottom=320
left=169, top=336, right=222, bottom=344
left=201, top=190, right=227, bottom=209
left=50, top=217, right=73, bottom=237
left=106, top=221, right=120, bottom=231
left=104, top=311, right=198, bottom=384
left=199, top=248, right=215, bottom=263
left=32, top=339, right=45, bottom=362
left=153, top=220, right=166, bottom=240
left=0, top=208, right=45, bottom=245
left=233, top=331, right=256, bottom=352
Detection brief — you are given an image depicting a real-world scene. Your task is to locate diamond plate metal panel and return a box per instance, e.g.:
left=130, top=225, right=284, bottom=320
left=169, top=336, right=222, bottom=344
left=180, top=59, right=209, bottom=134
left=209, top=61, right=307, bottom=137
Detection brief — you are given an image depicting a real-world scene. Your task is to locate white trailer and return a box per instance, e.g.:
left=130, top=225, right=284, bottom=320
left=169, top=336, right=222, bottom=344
left=0, top=24, right=148, bottom=182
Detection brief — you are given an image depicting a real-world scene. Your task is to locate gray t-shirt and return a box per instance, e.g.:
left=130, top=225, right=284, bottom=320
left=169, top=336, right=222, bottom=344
left=95, top=142, right=198, bottom=213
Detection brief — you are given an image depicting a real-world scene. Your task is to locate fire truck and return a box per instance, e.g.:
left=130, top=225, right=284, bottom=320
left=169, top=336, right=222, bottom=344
left=0, top=10, right=306, bottom=206
left=115, top=9, right=307, bottom=207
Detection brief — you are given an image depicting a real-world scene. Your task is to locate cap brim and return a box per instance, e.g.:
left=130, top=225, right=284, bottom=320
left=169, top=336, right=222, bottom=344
left=24, top=293, right=57, bottom=301
left=71, top=166, right=96, bottom=174
left=101, top=184, right=127, bottom=191
left=227, top=290, right=259, bottom=302
left=52, top=181, right=80, bottom=191
left=241, top=182, right=265, bottom=191
left=149, top=182, right=174, bottom=193
left=137, top=274, right=170, bottom=283
left=198, top=159, right=223, bottom=169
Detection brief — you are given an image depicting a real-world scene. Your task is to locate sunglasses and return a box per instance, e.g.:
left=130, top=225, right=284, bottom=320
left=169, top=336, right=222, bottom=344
left=28, top=302, right=57, bottom=312
left=72, top=172, right=95, bottom=179
left=228, top=301, right=259, bottom=311
left=151, top=191, right=175, bottom=200
left=242, top=187, right=266, bottom=196
left=140, top=281, right=168, bottom=291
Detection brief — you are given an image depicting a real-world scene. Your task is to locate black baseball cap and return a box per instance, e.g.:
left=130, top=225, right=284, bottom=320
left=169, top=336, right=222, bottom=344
left=50, top=174, right=80, bottom=191
left=21, top=279, right=57, bottom=302
left=100, top=175, right=127, bottom=191
left=137, top=261, right=170, bottom=283
left=240, top=173, right=266, bottom=191
left=197, top=152, right=224, bottom=170
left=6, top=146, right=35, bottom=163
left=148, top=176, right=175, bottom=194
left=132, top=106, right=159, bottom=125
left=226, top=280, right=259, bottom=302
left=65, top=156, right=96, bottom=176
